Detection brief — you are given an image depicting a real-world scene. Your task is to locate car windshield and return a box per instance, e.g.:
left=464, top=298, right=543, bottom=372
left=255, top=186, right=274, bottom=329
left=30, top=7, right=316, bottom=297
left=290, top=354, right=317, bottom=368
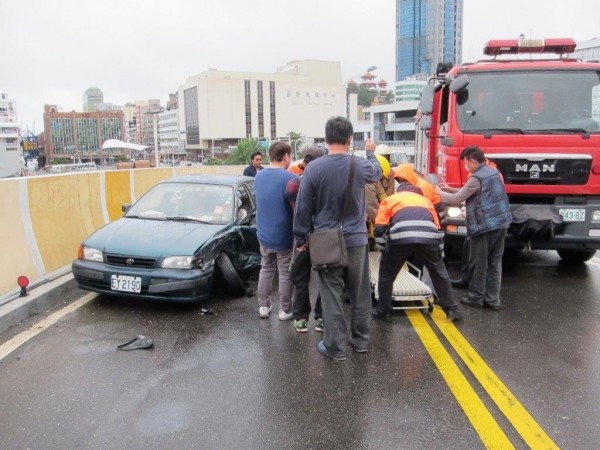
left=125, top=182, right=235, bottom=225
left=456, top=70, right=600, bottom=134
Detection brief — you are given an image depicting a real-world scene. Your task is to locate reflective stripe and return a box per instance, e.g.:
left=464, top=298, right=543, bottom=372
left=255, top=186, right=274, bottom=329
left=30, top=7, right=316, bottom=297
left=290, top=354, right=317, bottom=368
left=390, top=230, right=444, bottom=240
left=394, top=219, right=438, bottom=228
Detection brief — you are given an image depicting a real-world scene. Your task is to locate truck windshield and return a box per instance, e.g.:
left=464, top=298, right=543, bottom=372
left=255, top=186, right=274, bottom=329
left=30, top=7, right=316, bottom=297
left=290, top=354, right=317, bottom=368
left=456, top=70, right=600, bottom=134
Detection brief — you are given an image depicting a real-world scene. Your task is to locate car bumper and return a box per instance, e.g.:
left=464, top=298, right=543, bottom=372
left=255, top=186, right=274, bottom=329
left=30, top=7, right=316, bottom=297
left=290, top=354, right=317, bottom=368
left=72, top=260, right=214, bottom=302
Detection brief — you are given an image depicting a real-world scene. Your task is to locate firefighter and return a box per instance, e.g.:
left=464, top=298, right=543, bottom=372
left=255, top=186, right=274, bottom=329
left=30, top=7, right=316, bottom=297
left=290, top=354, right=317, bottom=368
left=365, top=154, right=395, bottom=249
left=394, top=164, right=447, bottom=229
left=372, top=182, right=461, bottom=322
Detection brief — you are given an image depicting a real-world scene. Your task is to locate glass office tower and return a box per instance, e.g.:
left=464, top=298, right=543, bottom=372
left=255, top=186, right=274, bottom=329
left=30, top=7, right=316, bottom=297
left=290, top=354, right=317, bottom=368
left=396, top=0, right=463, bottom=80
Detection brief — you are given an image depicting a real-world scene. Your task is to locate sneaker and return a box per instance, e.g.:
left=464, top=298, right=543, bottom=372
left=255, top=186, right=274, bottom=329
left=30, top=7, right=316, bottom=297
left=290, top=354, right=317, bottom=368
left=314, top=318, right=324, bottom=332
left=278, top=310, right=293, bottom=321
left=317, top=340, right=347, bottom=361
left=293, top=319, right=308, bottom=333
left=259, top=305, right=272, bottom=318
left=460, top=297, right=484, bottom=308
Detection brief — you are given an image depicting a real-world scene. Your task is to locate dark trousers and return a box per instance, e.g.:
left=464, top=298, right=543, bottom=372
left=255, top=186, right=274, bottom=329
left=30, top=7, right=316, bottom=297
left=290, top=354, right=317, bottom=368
left=467, top=228, right=506, bottom=306
left=377, top=242, right=456, bottom=314
left=317, top=245, right=371, bottom=357
left=460, top=236, right=472, bottom=283
left=291, top=248, right=322, bottom=320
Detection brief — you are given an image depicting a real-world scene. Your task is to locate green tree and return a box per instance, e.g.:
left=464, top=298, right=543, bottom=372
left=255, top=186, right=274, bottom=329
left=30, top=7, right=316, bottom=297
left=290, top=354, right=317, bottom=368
left=347, top=84, right=377, bottom=107
left=225, top=138, right=262, bottom=165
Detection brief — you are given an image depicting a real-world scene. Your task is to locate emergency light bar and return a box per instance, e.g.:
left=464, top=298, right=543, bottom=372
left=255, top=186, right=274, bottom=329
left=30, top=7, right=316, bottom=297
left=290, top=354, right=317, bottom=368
left=483, top=38, right=577, bottom=56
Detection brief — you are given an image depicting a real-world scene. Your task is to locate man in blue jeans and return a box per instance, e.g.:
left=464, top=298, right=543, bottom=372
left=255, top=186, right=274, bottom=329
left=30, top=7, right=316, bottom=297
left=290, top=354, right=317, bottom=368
left=294, top=117, right=382, bottom=360
left=254, top=142, right=299, bottom=320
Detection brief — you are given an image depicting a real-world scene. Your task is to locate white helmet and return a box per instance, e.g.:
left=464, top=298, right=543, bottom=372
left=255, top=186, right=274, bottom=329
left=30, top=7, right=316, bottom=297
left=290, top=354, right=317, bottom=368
left=375, top=144, right=391, bottom=156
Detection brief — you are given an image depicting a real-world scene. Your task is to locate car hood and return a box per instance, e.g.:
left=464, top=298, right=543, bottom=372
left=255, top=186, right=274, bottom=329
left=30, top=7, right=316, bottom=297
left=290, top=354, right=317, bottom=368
left=84, top=218, right=231, bottom=257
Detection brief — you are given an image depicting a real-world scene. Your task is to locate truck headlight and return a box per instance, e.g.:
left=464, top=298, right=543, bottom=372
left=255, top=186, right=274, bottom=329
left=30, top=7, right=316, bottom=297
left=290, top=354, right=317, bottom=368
left=447, top=206, right=463, bottom=218
left=592, top=210, right=600, bottom=222
left=162, top=256, right=194, bottom=269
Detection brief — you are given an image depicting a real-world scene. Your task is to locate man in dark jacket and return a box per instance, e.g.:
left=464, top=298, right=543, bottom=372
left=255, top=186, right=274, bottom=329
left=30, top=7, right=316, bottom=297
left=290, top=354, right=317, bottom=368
left=435, top=146, right=512, bottom=310
left=243, top=151, right=264, bottom=177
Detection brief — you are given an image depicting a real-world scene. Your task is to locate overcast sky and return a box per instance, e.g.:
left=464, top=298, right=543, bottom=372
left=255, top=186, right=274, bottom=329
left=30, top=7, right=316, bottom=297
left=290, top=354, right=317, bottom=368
left=2, top=0, right=599, bottom=132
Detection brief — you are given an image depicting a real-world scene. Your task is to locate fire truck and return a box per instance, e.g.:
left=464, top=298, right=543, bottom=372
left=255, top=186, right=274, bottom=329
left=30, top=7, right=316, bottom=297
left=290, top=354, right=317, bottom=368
left=415, top=38, right=600, bottom=263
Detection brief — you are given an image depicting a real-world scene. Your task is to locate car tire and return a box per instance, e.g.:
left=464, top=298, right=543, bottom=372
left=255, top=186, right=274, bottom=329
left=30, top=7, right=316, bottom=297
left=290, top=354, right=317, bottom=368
left=556, top=249, right=596, bottom=264
left=216, top=252, right=247, bottom=297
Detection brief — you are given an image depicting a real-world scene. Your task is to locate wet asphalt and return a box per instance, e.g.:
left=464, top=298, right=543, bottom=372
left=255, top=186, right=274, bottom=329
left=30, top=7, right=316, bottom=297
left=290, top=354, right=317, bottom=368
left=1, top=250, right=600, bottom=449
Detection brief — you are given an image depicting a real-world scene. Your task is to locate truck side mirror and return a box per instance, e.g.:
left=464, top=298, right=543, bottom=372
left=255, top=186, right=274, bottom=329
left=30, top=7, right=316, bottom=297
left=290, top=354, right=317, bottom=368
left=419, top=116, right=432, bottom=131
left=420, top=85, right=435, bottom=114
left=450, top=74, right=469, bottom=93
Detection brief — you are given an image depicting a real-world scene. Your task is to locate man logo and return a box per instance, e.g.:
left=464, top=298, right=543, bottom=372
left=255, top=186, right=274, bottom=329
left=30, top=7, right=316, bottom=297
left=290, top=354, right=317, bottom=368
left=126, top=258, right=135, bottom=265
left=515, top=163, right=555, bottom=173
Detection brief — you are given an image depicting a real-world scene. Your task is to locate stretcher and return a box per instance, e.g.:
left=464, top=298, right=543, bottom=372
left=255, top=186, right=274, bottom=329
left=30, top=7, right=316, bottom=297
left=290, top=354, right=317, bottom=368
left=368, top=252, right=434, bottom=312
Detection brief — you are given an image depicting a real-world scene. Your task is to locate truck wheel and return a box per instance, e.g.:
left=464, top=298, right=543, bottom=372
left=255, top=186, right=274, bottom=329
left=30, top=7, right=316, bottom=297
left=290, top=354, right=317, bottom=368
left=556, top=249, right=596, bottom=264
left=216, top=252, right=247, bottom=297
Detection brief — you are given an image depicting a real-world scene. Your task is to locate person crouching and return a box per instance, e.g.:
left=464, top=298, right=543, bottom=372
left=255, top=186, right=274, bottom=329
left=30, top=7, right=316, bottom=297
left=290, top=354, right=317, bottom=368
left=372, top=183, right=462, bottom=322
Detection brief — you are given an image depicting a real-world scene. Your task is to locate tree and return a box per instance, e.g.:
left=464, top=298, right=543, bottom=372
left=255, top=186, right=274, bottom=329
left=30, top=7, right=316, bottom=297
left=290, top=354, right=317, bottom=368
left=347, top=84, right=378, bottom=107
left=225, top=138, right=262, bottom=165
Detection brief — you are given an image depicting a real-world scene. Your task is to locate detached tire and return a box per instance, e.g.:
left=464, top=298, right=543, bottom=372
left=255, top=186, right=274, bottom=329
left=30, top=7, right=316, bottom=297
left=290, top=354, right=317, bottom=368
left=556, top=249, right=596, bottom=264
left=216, top=252, right=247, bottom=297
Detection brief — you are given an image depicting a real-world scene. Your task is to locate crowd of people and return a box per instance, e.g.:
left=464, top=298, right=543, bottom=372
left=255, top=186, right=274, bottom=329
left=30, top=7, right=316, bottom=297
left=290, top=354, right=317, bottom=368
left=246, top=116, right=511, bottom=361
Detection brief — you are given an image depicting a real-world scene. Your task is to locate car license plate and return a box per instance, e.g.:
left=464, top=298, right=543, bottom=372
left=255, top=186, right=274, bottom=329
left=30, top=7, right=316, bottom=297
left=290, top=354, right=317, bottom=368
left=111, top=275, right=142, bottom=293
left=559, top=208, right=585, bottom=222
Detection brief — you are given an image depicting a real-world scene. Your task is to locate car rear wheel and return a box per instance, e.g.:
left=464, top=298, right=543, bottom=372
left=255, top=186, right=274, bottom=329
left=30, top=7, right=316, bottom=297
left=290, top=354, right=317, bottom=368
left=556, top=249, right=596, bottom=264
left=216, top=252, right=247, bottom=297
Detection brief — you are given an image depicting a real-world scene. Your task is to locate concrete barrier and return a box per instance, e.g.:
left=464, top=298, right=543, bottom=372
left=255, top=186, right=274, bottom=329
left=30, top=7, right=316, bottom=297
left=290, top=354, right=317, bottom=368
left=0, top=165, right=246, bottom=297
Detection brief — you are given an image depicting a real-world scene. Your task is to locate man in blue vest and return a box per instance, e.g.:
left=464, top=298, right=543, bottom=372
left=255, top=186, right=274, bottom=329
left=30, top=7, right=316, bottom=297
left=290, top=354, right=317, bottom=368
left=435, top=146, right=512, bottom=310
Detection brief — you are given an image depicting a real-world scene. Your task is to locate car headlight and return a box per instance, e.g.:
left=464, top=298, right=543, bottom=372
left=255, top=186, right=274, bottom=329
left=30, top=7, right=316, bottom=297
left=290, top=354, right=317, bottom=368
left=81, top=246, right=103, bottom=262
left=447, top=206, right=464, bottom=218
left=161, top=256, right=194, bottom=269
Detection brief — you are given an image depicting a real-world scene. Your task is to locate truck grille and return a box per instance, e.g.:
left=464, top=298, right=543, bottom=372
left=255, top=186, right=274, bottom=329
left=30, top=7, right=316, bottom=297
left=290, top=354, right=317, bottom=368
left=105, top=254, right=156, bottom=268
left=490, top=155, right=591, bottom=185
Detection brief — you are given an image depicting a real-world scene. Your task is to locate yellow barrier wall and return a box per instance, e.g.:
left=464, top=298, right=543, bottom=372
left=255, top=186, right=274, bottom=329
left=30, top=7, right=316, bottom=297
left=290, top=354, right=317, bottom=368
left=0, top=166, right=246, bottom=296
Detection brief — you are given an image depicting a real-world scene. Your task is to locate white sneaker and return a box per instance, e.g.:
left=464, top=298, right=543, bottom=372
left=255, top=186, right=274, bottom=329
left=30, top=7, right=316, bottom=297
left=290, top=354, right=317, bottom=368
left=259, top=306, right=272, bottom=318
left=278, top=310, right=293, bottom=321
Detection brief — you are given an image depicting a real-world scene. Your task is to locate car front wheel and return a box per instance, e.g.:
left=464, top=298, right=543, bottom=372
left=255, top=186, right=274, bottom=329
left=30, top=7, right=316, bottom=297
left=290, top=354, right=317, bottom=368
left=216, top=252, right=247, bottom=297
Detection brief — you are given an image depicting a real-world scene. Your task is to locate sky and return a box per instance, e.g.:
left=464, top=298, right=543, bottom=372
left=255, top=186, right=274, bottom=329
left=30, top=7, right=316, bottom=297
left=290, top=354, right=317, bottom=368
left=1, top=0, right=599, bottom=133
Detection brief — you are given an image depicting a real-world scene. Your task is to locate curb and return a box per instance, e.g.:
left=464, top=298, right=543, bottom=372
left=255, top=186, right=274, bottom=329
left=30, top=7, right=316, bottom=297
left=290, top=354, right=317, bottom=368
left=0, top=273, right=80, bottom=335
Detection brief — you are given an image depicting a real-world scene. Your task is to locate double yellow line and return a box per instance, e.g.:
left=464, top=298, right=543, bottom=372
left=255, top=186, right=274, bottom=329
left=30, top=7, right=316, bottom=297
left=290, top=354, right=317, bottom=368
left=406, top=307, right=559, bottom=449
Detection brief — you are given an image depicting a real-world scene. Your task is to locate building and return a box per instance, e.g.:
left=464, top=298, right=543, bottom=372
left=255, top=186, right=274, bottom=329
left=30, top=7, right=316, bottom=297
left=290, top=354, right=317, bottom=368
left=157, top=108, right=182, bottom=162
left=0, top=92, right=22, bottom=177
left=395, top=77, right=427, bottom=103
left=123, top=100, right=163, bottom=147
left=396, top=0, right=463, bottom=80
left=43, top=105, right=125, bottom=165
left=82, top=87, right=104, bottom=112
left=178, top=60, right=344, bottom=158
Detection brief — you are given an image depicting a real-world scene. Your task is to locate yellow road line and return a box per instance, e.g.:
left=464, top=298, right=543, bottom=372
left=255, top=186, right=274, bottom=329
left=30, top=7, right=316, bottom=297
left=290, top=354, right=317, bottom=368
left=430, top=307, right=559, bottom=450
left=406, top=309, right=515, bottom=449
left=0, top=293, right=97, bottom=362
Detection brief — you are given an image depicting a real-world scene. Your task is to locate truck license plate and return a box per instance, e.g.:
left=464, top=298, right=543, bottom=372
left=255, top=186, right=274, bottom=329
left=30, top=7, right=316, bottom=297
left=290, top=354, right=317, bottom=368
left=559, top=208, right=585, bottom=222
left=111, top=275, right=142, bottom=293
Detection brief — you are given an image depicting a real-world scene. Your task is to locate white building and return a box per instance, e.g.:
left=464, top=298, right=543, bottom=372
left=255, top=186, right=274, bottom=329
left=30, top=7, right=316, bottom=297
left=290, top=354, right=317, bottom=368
left=0, top=92, right=22, bottom=177
left=570, top=38, right=600, bottom=61
left=157, top=108, right=182, bottom=162
left=82, top=87, right=104, bottom=112
left=178, top=60, right=345, bottom=154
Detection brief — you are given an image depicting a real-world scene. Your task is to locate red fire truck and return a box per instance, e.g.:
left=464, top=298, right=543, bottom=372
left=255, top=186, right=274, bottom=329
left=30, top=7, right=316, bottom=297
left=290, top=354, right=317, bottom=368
left=415, top=38, right=600, bottom=263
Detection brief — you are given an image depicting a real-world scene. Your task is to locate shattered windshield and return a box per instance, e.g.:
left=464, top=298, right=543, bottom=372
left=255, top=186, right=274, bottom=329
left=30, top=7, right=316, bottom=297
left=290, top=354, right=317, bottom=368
left=456, top=70, right=600, bottom=134
left=125, top=182, right=235, bottom=225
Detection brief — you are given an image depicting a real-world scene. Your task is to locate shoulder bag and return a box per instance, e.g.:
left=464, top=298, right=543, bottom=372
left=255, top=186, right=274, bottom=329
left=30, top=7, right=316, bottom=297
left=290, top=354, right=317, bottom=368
left=308, top=156, right=356, bottom=271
